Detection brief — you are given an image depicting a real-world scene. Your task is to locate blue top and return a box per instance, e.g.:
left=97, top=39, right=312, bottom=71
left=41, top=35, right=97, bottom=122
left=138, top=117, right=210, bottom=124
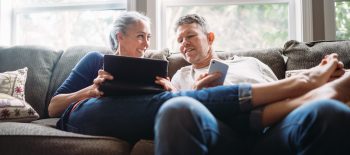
left=54, top=51, right=104, bottom=96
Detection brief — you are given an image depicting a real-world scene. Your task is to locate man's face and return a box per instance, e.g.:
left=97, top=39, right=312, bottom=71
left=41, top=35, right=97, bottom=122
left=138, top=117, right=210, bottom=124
left=118, top=20, right=151, bottom=58
left=176, top=23, right=212, bottom=65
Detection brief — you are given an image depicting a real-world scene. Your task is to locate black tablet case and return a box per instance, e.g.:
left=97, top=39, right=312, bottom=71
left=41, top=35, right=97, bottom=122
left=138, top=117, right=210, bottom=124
left=100, top=55, right=168, bottom=96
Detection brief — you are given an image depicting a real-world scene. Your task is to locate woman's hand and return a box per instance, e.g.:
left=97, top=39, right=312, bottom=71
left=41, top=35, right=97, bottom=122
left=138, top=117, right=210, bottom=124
left=155, top=76, right=177, bottom=92
left=192, top=72, right=223, bottom=90
left=89, top=69, right=114, bottom=98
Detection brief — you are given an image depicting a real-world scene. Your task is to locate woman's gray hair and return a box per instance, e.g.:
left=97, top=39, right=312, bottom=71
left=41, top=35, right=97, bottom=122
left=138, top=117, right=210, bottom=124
left=174, top=14, right=209, bottom=33
left=109, top=11, right=150, bottom=51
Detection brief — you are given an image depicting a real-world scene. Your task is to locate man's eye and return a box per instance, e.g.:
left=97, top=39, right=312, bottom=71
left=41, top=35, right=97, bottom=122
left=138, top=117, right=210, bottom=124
left=187, top=35, right=195, bottom=39
left=137, top=35, right=144, bottom=38
left=177, top=39, right=183, bottom=43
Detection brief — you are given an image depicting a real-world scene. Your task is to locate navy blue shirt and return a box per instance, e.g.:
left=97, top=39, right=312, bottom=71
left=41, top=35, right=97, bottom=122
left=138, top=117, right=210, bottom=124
left=54, top=51, right=104, bottom=96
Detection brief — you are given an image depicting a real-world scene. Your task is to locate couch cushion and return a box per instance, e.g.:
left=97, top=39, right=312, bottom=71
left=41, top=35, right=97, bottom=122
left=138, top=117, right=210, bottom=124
left=0, top=122, right=130, bottom=155
left=167, top=48, right=286, bottom=80
left=131, top=139, right=154, bottom=155
left=0, top=46, right=62, bottom=119
left=282, top=40, right=350, bottom=70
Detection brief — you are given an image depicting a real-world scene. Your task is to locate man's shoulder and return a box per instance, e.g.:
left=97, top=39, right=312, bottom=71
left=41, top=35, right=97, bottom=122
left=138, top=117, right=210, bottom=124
left=225, top=55, right=260, bottom=63
left=178, top=65, right=192, bottom=72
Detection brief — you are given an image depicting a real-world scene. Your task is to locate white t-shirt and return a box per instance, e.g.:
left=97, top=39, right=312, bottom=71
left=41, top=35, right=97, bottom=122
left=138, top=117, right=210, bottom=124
left=171, top=56, right=278, bottom=90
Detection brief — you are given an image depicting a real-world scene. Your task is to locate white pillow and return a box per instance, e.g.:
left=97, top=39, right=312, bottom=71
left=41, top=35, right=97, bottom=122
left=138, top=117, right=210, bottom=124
left=0, top=67, right=28, bottom=100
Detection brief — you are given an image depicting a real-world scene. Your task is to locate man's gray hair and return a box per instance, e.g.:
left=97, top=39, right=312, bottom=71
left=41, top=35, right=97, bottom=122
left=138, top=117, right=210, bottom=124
left=174, top=14, right=209, bottom=33
left=109, top=11, right=150, bottom=51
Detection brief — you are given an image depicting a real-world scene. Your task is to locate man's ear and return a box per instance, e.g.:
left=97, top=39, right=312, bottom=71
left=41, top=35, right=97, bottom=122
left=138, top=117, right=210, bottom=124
left=208, top=32, right=215, bottom=43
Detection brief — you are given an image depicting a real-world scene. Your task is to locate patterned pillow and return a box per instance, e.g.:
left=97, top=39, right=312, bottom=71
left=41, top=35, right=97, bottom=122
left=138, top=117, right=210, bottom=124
left=0, top=67, right=27, bottom=100
left=0, top=93, right=39, bottom=122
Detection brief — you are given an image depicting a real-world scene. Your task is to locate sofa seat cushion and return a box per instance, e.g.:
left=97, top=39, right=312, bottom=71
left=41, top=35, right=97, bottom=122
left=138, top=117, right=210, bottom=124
left=131, top=139, right=154, bottom=155
left=283, top=40, right=350, bottom=70
left=0, top=122, right=130, bottom=155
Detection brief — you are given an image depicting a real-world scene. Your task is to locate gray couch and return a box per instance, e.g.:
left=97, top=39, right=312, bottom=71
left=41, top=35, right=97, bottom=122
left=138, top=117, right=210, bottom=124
left=0, top=40, right=349, bottom=155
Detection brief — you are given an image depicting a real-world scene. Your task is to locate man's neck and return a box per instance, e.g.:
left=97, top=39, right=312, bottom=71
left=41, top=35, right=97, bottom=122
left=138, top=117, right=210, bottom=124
left=192, top=52, right=218, bottom=69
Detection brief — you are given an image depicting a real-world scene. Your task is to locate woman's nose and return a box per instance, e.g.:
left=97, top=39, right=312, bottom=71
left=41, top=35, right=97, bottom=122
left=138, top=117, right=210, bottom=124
left=142, top=37, right=150, bottom=48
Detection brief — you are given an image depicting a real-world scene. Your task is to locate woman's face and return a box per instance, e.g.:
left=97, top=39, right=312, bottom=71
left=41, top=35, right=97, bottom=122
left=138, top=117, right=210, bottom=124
left=118, top=20, right=151, bottom=57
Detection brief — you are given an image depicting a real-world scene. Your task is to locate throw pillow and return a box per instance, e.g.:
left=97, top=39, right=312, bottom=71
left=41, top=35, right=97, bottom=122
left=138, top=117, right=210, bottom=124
left=0, top=93, right=39, bottom=122
left=0, top=67, right=28, bottom=100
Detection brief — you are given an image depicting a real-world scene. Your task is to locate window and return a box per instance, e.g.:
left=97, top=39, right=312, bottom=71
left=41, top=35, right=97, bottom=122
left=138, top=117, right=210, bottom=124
left=2, top=0, right=126, bottom=50
left=335, top=1, right=350, bottom=40
left=161, top=0, right=295, bottom=53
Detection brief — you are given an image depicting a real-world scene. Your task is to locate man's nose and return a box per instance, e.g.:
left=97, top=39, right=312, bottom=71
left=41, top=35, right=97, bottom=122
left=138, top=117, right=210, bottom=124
left=181, top=38, right=190, bottom=47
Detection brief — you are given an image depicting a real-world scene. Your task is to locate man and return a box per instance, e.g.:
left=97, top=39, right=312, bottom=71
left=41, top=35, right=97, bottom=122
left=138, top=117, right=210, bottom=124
left=156, top=14, right=277, bottom=91
left=154, top=14, right=350, bottom=155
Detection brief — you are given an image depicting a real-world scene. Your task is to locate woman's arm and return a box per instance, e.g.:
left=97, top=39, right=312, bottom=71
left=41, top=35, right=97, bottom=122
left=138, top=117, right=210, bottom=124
left=48, top=68, right=112, bottom=117
left=48, top=85, right=100, bottom=117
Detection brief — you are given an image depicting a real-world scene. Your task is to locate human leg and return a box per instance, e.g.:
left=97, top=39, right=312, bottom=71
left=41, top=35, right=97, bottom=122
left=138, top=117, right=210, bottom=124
left=155, top=96, right=246, bottom=155
left=58, top=84, right=252, bottom=142
left=252, top=99, right=350, bottom=155
left=251, top=53, right=343, bottom=107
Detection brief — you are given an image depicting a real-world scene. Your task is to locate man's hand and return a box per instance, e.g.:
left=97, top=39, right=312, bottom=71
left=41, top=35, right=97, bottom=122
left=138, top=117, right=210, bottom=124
left=192, top=72, right=223, bottom=90
left=155, top=76, right=177, bottom=92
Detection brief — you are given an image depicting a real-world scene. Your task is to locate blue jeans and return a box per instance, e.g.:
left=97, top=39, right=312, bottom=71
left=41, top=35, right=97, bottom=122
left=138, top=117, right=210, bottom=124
left=155, top=97, right=350, bottom=155
left=57, top=84, right=252, bottom=142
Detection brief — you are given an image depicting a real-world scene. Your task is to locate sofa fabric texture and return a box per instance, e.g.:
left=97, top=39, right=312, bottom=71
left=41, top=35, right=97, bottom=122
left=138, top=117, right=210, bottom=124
left=0, top=46, right=62, bottom=118
left=0, top=40, right=349, bottom=155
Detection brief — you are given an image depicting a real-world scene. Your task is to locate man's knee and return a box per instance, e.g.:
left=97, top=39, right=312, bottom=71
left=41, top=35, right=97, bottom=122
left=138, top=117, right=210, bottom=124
left=156, top=96, right=202, bottom=125
left=155, top=96, right=217, bottom=132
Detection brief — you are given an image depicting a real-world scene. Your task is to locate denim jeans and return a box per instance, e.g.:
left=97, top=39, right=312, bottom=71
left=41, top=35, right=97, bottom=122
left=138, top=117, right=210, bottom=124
left=155, top=98, right=350, bottom=155
left=57, top=84, right=252, bottom=142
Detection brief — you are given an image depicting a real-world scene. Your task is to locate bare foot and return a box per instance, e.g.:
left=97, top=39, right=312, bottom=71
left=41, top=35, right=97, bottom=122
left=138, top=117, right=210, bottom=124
left=305, top=72, right=350, bottom=104
left=297, top=53, right=343, bottom=90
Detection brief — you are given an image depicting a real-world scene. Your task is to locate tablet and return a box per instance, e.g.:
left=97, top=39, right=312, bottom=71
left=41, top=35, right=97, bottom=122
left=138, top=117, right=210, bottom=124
left=100, top=55, right=168, bottom=96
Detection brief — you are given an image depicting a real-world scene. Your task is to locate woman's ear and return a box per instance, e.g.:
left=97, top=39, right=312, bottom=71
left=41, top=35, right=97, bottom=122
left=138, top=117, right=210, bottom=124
left=208, top=32, right=215, bottom=44
left=117, top=32, right=123, bottom=41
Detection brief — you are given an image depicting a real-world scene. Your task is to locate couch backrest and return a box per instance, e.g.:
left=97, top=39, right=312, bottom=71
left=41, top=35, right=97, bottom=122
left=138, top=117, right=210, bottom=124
left=0, top=46, right=62, bottom=118
left=283, top=40, right=350, bottom=70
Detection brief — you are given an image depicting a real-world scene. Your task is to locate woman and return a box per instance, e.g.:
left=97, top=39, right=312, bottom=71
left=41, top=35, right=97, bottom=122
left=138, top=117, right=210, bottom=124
left=48, top=11, right=151, bottom=118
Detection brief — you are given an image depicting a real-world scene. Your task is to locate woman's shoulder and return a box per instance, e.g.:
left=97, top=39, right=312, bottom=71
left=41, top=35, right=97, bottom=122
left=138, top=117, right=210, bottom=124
left=84, top=51, right=104, bottom=59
